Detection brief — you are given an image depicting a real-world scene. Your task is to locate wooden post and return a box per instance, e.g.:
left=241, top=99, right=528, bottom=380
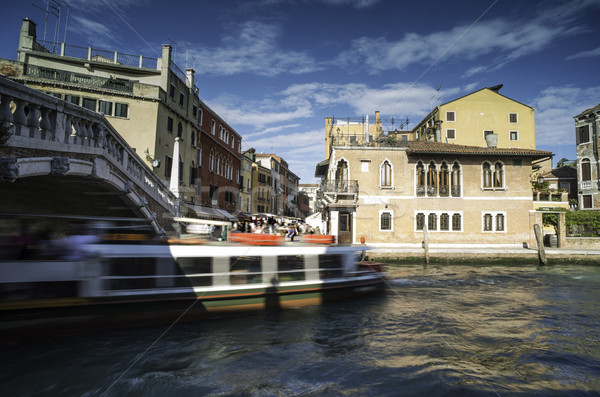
left=533, top=224, right=547, bottom=266
left=423, top=224, right=430, bottom=264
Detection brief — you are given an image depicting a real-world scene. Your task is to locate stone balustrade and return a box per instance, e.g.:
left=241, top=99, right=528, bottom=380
left=0, top=75, right=176, bottom=229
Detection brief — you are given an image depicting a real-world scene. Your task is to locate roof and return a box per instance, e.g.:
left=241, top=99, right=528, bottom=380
left=406, top=141, right=552, bottom=158
left=542, top=165, right=577, bottom=179
left=440, top=85, right=534, bottom=110
left=574, top=103, right=600, bottom=119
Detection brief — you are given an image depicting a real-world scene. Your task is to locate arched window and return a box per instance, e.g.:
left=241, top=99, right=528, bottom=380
left=494, top=162, right=504, bottom=188
left=381, top=160, right=392, bottom=188
left=496, top=214, right=505, bottom=231
left=416, top=213, right=425, bottom=230
left=440, top=213, right=450, bottom=230
left=483, top=214, right=493, bottom=231
left=380, top=212, right=392, bottom=231
left=427, top=161, right=437, bottom=196
left=428, top=213, right=437, bottom=231
left=452, top=213, right=461, bottom=231
left=482, top=162, right=493, bottom=188
left=439, top=162, right=449, bottom=197
left=416, top=161, right=425, bottom=197
left=451, top=162, right=461, bottom=197
left=336, top=159, right=348, bottom=192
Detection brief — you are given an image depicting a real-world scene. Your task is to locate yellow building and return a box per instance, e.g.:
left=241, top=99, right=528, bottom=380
left=412, top=84, right=536, bottom=149
left=252, top=163, right=271, bottom=214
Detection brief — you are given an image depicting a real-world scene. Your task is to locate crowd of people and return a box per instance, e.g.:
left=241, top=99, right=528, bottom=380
left=232, top=217, right=317, bottom=241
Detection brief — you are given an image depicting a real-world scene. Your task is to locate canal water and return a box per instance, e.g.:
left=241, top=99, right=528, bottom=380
left=1, top=263, right=599, bottom=396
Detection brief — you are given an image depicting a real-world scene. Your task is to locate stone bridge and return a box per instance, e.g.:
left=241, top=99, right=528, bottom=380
left=0, top=75, right=177, bottom=235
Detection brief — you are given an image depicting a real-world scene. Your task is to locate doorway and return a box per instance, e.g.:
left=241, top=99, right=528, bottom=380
left=338, top=212, right=352, bottom=244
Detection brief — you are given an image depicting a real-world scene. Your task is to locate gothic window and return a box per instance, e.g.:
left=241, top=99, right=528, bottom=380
left=494, top=162, right=504, bottom=188
left=427, top=161, right=437, bottom=196
left=451, top=162, right=461, bottom=197
left=439, top=162, right=449, bottom=197
left=416, top=161, right=425, bottom=197
left=483, top=162, right=493, bottom=188
left=381, top=160, right=392, bottom=188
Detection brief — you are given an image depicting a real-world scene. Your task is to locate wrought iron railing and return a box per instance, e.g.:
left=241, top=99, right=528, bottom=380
left=319, top=180, right=359, bottom=194
left=25, top=64, right=134, bottom=92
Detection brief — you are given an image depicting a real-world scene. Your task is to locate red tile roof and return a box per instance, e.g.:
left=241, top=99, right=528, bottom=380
left=406, top=141, right=552, bottom=158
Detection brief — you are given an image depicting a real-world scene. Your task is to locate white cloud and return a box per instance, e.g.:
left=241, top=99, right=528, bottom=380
left=191, top=21, right=322, bottom=77
left=532, top=85, right=600, bottom=146
left=567, top=46, right=600, bottom=60
left=336, top=1, right=596, bottom=75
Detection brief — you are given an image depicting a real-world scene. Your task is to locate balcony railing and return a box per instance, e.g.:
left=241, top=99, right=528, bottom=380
left=25, top=64, right=134, bottom=93
left=319, top=180, right=359, bottom=194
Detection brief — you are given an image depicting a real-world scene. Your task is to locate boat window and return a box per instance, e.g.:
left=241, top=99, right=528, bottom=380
left=277, top=255, right=305, bottom=281
left=177, top=257, right=212, bottom=286
left=318, top=254, right=344, bottom=279
left=107, top=257, right=159, bottom=290
left=230, top=256, right=262, bottom=284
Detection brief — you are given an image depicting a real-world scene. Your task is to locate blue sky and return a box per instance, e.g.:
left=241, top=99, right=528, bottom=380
left=1, top=0, right=599, bottom=183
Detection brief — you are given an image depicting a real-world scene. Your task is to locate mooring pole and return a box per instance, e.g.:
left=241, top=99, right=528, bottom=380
left=533, top=224, right=547, bottom=266
left=423, top=224, right=430, bottom=264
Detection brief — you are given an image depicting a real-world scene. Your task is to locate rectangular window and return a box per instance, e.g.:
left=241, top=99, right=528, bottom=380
left=510, top=131, right=518, bottom=141
left=192, top=105, right=197, bottom=117
left=446, top=111, right=455, bottom=122
left=230, top=256, right=262, bottom=284
left=452, top=213, right=461, bottom=231
left=440, top=213, right=449, bottom=231
left=179, top=92, right=184, bottom=107
left=582, top=195, right=592, bottom=209
left=198, top=109, right=203, bottom=124
left=484, top=130, right=494, bottom=140
left=509, top=113, right=518, bottom=123
left=65, top=95, right=80, bottom=105
left=167, top=117, right=173, bottom=132
left=582, top=160, right=591, bottom=181
left=578, top=125, right=590, bottom=144
left=211, top=120, right=216, bottom=135
left=98, top=100, right=112, bottom=115
left=169, top=84, right=175, bottom=99
left=446, top=129, right=456, bottom=140
left=82, top=97, right=97, bottom=111
left=114, top=103, right=128, bottom=118
left=164, top=155, right=173, bottom=178
left=277, top=256, right=305, bottom=281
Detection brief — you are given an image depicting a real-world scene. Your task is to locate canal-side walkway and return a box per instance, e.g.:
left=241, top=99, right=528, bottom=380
left=360, top=244, right=600, bottom=263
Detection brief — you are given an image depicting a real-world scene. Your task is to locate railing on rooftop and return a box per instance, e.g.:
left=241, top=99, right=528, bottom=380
left=25, top=64, right=134, bottom=93
left=35, top=40, right=159, bottom=70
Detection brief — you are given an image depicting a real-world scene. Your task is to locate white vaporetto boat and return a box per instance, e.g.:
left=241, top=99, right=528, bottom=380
left=0, top=232, right=386, bottom=339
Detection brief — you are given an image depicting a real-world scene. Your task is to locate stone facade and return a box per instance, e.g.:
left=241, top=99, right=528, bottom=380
left=574, top=103, right=600, bottom=210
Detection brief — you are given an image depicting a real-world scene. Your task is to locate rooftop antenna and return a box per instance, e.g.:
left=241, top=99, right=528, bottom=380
left=184, top=42, right=190, bottom=69
left=62, top=1, right=69, bottom=42
left=31, top=1, right=50, bottom=41
left=49, top=0, right=61, bottom=43
left=168, top=39, right=177, bottom=61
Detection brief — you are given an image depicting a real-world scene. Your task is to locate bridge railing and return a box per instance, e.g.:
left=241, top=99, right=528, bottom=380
left=0, top=75, right=177, bottom=221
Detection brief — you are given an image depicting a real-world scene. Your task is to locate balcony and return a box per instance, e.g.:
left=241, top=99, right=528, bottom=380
left=319, top=180, right=358, bottom=194
left=25, top=64, right=134, bottom=93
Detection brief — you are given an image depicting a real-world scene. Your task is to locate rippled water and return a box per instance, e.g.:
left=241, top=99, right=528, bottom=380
left=2, top=264, right=600, bottom=396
